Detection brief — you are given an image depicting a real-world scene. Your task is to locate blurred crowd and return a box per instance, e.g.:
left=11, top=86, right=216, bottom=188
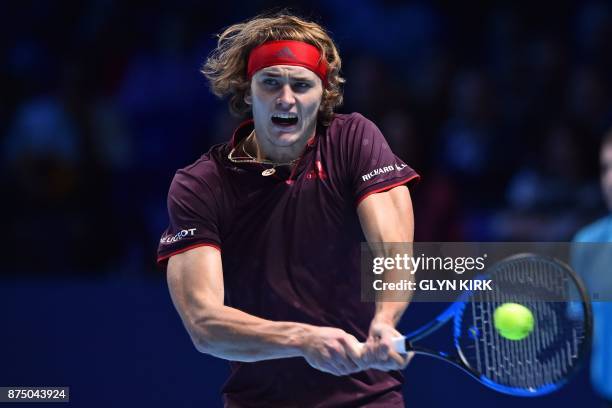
left=2, top=1, right=612, bottom=276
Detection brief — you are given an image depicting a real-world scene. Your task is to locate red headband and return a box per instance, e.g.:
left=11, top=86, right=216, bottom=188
left=247, top=40, right=328, bottom=84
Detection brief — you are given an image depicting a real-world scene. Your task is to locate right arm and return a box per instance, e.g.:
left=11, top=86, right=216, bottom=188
left=166, top=246, right=363, bottom=375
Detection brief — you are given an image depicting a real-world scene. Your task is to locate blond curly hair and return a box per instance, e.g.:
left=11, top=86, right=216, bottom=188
left=202, top=12, right=344, bottom=125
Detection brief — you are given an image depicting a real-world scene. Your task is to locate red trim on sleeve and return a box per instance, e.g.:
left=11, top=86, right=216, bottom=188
left=355, top=174, right=420, bottom=206
left=157, top=243, right=222, bottom=266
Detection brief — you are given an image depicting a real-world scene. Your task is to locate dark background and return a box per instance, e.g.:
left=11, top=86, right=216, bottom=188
left=1, top=1, right=611, bottom=406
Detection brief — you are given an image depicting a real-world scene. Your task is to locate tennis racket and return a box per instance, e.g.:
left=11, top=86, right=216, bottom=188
left=380, top=253, right=592, bottom=396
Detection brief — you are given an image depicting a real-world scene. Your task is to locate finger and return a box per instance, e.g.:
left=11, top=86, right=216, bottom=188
left=363, top=339, right=389, bottom=368
left=369, top=327, right=383, bottom=341
left=312, top=360, right=337, bottom=376
left=367, top=360, right=389, bottom=372
left=361, top=347, right=392, bottom=371
left=389, top=350, right=405, bottom=366
left=345, top=343, right=367, bottom=370
left=355, top=344, right=372, bottom=369
left=316, top=356, right=346, bottom=376
left=331, top=359, right=351, bottom=375
left=398, top=351, right=414, bottom=367
left=341, top=337, right=366, bottom=371
left=362, top=349, right=379, bottom=368
left=344, top=340, right=363, bottom=360
left=322, top=364, right=343, bottom=376
left=343, top=353, right=361, bottom=373
left=374, top=342, right=390, bottom=361
left=340, top=345, right=362, bottom=374
left=365, top=344, right=405, bottom=371
left=385, top=350, right=410, bottom=370
left=364, top=336, right=377, bottom=350
left=365, top=335, right=378, bottom=349
left=401, top=351, right=415, bottom=368
left=311, top=350, right=342, bottom=375
left=329, top=347, right=354, bottom=375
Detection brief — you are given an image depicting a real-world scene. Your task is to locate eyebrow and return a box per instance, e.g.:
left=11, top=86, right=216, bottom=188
left=260, top=71, right=314, bottom=81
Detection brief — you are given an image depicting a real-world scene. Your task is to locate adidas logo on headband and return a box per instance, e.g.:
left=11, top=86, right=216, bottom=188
left=274, top=47, right=297, bottom=60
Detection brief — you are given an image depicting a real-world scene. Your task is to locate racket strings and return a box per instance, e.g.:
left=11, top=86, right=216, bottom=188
left=457, top=257, right=588, bottom=391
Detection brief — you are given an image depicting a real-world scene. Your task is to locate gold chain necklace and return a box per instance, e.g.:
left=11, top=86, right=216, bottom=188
left=228, top=131, right=299, bottom=176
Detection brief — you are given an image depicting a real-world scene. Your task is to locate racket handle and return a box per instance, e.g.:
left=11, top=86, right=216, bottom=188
left=358, top=336, right=408, bottom=353
left=391, top=336, right=407, bottom=353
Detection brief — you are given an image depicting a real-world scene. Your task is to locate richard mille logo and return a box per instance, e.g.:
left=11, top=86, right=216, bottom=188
left=361, top=163, right=407, bottom=181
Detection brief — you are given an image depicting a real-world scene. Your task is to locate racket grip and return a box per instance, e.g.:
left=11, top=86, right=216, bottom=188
left=358, top=336, right=408, bottom=353
left=391, top=336, right=407, bottom=353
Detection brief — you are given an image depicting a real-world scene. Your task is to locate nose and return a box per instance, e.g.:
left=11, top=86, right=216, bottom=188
left=276, top=83, right=295, bottom=108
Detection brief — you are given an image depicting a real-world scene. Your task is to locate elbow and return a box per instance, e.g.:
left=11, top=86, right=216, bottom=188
left=187, top=313, right=217, bottom=355
left=190, top=328, right=248, bottom=361
left=192, top=336, right=213, bottom=354
left=190, top=328, right=220, bottom=356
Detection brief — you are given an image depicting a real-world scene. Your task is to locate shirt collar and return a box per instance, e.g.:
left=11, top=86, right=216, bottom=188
left=230, top=119, right=255, bottom=149
left=229, top=119, right=320, bottom=150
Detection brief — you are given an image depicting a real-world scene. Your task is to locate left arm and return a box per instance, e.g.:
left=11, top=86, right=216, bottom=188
left=357, top=185, right=415, bottom=370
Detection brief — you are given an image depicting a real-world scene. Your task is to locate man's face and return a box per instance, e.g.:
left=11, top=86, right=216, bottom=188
left=601, top=142, right=612, bottom=211
left=246, top=65, right=323, bottom=148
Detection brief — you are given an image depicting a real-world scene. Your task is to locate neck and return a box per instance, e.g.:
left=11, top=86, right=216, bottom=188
left=245, top=129, right=315, bottom=164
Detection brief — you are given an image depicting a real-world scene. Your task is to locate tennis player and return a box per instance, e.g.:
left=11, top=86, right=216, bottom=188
left=158, top=12, right=419, bottom=407
left=573, top=128, right=612, bottom=407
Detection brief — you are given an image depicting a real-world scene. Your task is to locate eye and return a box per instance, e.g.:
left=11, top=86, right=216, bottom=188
left=263, top=78, right=279, bottom=86
left=293, top=82, right=312, bottom=90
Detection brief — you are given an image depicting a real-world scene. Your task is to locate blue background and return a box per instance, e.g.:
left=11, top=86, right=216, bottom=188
left=2, top=1, right=611, bottom=406
left=0, top=281, right=599, bottom=406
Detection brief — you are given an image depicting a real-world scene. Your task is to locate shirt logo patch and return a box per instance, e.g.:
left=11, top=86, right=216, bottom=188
left=361, top=164, right=406, bottom=181
left=160, top=228, right=197, bottom=244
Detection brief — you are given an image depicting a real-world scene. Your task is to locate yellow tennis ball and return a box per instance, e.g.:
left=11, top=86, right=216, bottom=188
left=493, top=303, right=535, bottom=341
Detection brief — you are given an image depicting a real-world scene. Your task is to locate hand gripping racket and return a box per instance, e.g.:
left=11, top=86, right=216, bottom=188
left=384, top=253, right=592, bottom=396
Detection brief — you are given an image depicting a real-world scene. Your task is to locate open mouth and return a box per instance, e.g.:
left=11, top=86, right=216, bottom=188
left=271, top=113, right=299, bottom=127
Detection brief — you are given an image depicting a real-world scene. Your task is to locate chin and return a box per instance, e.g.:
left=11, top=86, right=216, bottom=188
left=269, top=129, right=303, bottom=146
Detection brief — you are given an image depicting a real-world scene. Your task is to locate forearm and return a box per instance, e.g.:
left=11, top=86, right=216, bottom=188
left=357, top=186, right=415, bottom=329
left=188, top=303, right=311, bottom=362
left=373, top=300, right=409, bottom=327
left=372, top=242, right=413, bottom=328
left=373, top=244, right=414, bottom=327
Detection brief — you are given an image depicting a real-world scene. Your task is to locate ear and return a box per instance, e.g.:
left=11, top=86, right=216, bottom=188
left=244, top=90, right=252, bottom=106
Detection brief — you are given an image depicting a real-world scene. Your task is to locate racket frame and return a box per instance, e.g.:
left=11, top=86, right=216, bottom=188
left=393, top=253, right=593, bottom=396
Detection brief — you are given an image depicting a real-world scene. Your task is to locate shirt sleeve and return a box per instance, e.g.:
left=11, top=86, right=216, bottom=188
left=341, top=113, right=420, bottom=204
left=156, top=169, right=222, bottom=266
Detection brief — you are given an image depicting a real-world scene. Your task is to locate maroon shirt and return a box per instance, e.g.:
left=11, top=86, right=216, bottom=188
left=158, top=113, right=419, bottom=407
